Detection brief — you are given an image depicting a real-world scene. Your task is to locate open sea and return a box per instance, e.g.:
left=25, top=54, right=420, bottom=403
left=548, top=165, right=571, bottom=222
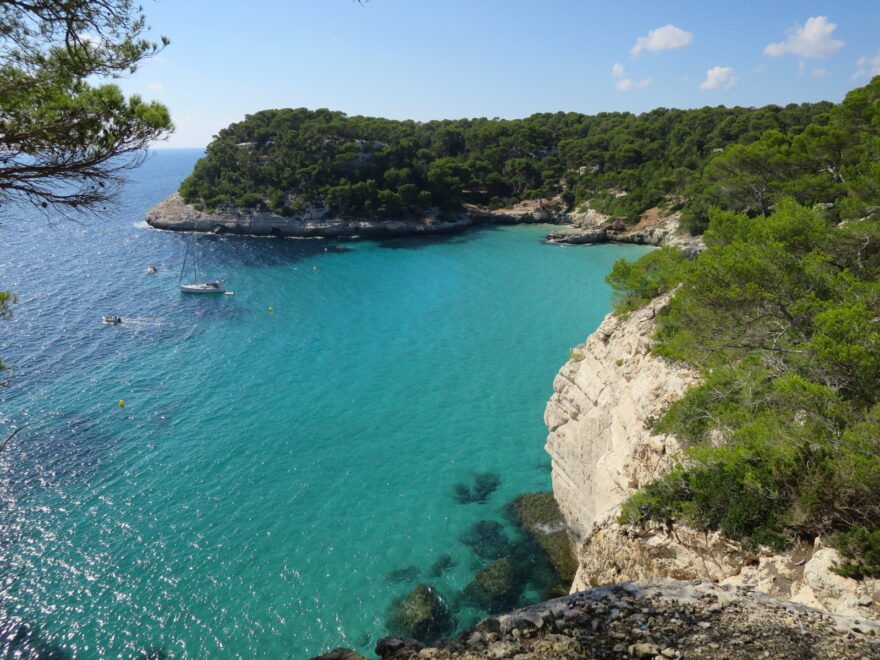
left=0, top=149, right=650, bottom=659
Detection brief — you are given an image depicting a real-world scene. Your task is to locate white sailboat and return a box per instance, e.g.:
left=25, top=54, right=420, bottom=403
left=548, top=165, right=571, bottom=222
left=179, top=242, right=225, bottom=294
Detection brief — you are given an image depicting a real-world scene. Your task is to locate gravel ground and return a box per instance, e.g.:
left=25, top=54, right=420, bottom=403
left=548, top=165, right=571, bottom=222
left=313, top=578, right=880, bottom=660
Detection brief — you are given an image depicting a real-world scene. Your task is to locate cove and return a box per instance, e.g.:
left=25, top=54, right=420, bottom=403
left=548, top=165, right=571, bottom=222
left=0, top=149, right=651, bottom=658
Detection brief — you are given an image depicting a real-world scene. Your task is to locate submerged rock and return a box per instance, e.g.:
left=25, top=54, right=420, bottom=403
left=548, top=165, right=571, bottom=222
left=310, top=649, right=370, bottom=660
left=133, top=650, right=167, bottom=660
left=459, top=520, right=512, bottom=560
left=428, top=554, right=455, bottom=578
left=0, top=620, right=72, bottom=660
left=384, top=565, right=421, bottom=583
left=509, top=492, right=578, bottom=586
left=453, top=472, right=501, bottom=504
left=385, top=583, right=453, bottom=643
left=462, top=557, right=522, bottom=614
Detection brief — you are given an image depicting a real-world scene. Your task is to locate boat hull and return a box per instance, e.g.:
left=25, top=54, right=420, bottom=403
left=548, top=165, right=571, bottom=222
left=180, top=283, right=225, bottom=294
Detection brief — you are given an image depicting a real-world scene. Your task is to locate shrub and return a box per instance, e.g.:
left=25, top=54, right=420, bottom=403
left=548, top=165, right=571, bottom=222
left=830, top=527, right=880, bottom=579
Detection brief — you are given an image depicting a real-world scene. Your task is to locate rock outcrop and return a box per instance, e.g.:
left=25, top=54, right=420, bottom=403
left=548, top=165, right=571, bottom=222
left=341, top=579, right=880, bottom=660
left=573, top=521, right=880, bottom=619
left=544, top=291, right=880, bottom=621
left=146, top=193, right=699, bottom=248
left=145, top=192, right=475, bottom=238
left=546, top=207, right=705, bottom=253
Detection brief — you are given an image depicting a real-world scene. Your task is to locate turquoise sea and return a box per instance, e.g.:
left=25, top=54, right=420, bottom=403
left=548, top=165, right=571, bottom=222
left=0, top=150, right=650, bottom=659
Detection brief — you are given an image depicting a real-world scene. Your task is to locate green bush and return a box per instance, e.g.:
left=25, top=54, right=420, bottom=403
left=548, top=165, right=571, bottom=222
left=605, top=245, right=688, bottom=313
left=831, top=527, right=880, bottom=579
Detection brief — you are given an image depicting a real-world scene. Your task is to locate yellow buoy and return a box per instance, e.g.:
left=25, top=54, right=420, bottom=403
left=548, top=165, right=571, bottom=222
left=323, top=247, right=328, bottom=252
left=312, top=266, right=318, bottom=270
left=268, top=306, right=273, bottom=312
left=118, top=400, right=125, bottom=407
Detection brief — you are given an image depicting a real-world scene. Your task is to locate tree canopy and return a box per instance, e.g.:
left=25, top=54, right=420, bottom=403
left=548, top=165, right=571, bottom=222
left=0, top=0, right=173, bottom=214
left=610, top=76, right=880, bottom=578
left=179, top=102, right=830, bottom=223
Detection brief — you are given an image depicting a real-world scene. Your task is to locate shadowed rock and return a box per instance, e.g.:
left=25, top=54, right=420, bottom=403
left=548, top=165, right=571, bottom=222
left=459, top=520, right=512, bottom=560
left=428, top=554, right=455, bottom=577
left=310, top=648, right=369, bottom=660
left=385, top=583, right=454, bottom=643
left=384, top=565, right=421, bottom=583
left=453, top=473, right=501, bottom=504
left=508, top=492, right=577, bottom=587
left=462, top=557, right=522, bottom=613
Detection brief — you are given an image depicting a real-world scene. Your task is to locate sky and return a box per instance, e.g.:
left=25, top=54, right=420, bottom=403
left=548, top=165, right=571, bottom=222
left=118, top=0, right=880, bottom=148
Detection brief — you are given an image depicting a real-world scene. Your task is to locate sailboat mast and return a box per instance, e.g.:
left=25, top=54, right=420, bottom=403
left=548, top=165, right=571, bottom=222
left=178, top=243, right=188, bottom=284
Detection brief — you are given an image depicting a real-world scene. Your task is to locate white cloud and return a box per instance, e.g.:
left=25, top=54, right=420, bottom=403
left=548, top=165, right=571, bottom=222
left=616, top=77, right=653, bottom=91
left=752, top=63, right=768, bottom=74
left=147, top=82, right=164, bottom=91
left=763, top=16, right=844, bottom=59
left=612, top=62, right=625, bottom=78
left=631, top=25, right=693, bottom=58
left=699, top=66, right=738, bottom=90
left=852, top=53, right=880, bottom=80
left=812, top=68, right=828, bottom=77
left=77, top=32, right=100, bottom=45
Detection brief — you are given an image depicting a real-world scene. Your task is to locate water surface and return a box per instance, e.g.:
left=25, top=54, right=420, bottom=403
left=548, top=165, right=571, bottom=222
left=0, top=150, right=650, bottom=658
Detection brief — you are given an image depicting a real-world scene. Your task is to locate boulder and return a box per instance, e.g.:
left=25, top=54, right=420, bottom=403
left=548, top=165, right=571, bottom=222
left=462, top=557, right=522, bottom=613
left=459, top=520, right=512, bottom=560
left=385, top=584, right=453, bottom=643
left=509, top=492, right=578, bottom=585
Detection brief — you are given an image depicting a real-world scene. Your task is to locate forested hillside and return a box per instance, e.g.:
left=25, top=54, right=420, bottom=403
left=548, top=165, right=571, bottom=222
left=610, top=77, right=880, bottom=578
left=179, top=102, right=830, bottom=229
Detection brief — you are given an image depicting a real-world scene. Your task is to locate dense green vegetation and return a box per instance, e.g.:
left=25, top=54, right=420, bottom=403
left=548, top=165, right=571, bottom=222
left=612, top=77, right=880, bottom=578
left=179, top=102, right=830, bottom=223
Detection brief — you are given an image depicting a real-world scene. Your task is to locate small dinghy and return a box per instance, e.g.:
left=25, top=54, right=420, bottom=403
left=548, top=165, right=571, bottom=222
left=103, top=315, right=122, bottom=324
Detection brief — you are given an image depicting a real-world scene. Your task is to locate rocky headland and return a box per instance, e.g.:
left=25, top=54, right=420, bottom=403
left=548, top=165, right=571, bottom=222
left=145, top=194, right=557, bottom=239
left=145, top=193, right=702, bottom=250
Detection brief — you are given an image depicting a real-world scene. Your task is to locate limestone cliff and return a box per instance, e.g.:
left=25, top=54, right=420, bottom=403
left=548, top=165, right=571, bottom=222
left=145, top=192, right=475, bottom=238
left=145, top=193, right=700, bottom=249
left=544, top=293, right=699, bottom=545
left=544, top=294, right=880, bottom=620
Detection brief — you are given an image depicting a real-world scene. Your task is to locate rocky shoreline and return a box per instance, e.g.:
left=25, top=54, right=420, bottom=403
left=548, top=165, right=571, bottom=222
left=315, top=579, right=880, bottom=660
left=145, top=193, right=703, bottom=250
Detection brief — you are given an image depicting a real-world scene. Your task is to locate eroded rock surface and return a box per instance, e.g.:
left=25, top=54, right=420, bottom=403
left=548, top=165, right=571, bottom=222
left=544, top=291, right=879, bottom=621
left=145, top=193, right=474, bottom=238
left=348, top=579, right=880, bottom=660
left=544, top=294, right=700, bottom=545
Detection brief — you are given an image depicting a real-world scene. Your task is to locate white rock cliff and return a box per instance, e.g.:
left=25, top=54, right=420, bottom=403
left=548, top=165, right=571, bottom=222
left=545, top=294, right=880, bottom=619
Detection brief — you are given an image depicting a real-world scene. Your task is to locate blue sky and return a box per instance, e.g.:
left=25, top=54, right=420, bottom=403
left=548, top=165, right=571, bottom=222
left=121, top=0, right=880, bottom=148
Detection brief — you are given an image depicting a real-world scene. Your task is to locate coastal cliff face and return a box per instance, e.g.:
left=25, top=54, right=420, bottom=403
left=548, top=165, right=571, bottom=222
left=145, top=193, right=557, bottom=239
left=544, top=294, right=880, bottom=621
left=145, top=192, right=475, bottom=237
left=544, top=294, right=699, bottom=545
left=145, top=193, right=702, bottom=249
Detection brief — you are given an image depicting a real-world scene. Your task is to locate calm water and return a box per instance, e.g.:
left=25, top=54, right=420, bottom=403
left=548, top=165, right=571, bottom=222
left=0, top=150, right=650, bottom=659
